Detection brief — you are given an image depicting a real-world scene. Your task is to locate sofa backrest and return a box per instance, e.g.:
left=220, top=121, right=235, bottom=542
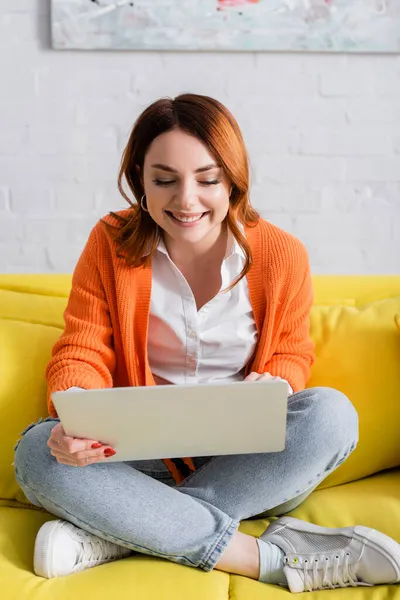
left=0, top=274, right=399, bottom=505
left=310, top=277, right=400, bottom=489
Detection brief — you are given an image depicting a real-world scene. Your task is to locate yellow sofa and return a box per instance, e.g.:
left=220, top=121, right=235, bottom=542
left=1, top=274, right=399, bottom=600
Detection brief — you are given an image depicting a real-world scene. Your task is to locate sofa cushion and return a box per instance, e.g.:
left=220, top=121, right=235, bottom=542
left=1, top=469, right=399, bottom=600
left=0, top=286, right=67, bottom=329
left=309, top=297, right=400, bottom=488
left=0, top=318, right=61, bottom=502
left=0, top=284, right=69, bottom=502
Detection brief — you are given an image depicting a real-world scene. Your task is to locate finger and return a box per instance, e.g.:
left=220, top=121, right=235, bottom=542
left=50, top=445, right=115, bottom=464
left=47, top=436, right=73, bottom=455
left=49, top=422, right=67, bottom=443
left=64, top=436, right=106, bottom=454
left=258, top=372, right=276, bottom=381
left=50, top=447, right=77, bottom=462
left=48, top=436, right=106, bottom=458
left=47, top=437, right=106, bottom=459
left=47, top=436, right=63, bottom=453
left=54, top=454, right=79, bottom=466
left=48, top=423, right=74, bottom=453
left=260, top=373, right=286, bottom=383
left=52, top=450, right=102, bottom=468
left=56, top=456, right=85, bottom=467
left=244, top=371, right=261, bottom=382
left=48, top=424, right=104, bottom=455
left=72, top=447, right=116, bottom=461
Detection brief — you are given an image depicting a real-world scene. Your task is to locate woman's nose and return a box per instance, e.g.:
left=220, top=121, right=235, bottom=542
left=174, top=180, right=198, bottom=209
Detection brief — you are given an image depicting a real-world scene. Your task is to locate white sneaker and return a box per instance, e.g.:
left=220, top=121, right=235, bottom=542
left=34, top=520, right=131, bottom=578
left=262, top=516, right=400, bottom=593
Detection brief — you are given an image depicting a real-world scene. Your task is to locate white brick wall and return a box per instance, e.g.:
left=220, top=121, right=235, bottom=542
left=0, top=0, right=399, bottom=274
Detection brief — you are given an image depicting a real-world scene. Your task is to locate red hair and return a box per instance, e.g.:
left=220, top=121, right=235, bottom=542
left=102, top=94, right=259, bottom=285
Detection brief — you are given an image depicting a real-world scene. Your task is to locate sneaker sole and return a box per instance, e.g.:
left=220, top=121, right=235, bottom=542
left=34, top=519, right=63, bottom=578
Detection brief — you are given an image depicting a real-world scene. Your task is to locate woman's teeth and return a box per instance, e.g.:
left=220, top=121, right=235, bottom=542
left=171, top=213, right=204, bottom=222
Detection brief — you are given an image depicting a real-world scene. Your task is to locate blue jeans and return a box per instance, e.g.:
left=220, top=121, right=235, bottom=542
left=14, top=387, right=358, bottom=572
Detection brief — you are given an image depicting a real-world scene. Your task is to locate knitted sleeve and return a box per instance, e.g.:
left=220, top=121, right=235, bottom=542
left=263, top=240, right=315, bottom=393
left=45, top=226, right=116, bottom=416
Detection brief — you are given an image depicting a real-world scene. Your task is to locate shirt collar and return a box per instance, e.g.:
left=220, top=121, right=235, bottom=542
left=155, top=237, right=169, bottom=256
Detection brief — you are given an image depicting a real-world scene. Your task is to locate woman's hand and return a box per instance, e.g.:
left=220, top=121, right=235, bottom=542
left=244, top=371, right=292, bottom=394
left=47, top=422, right=116, bottom=467
left=244, top=371, right=281, bottom=382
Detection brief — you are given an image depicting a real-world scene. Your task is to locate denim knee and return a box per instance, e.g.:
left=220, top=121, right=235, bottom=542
left=14, top=418, right=59, bottom=487
left=291, top=387, right=359, bottom=461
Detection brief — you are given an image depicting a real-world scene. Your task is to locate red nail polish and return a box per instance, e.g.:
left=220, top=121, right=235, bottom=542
left=91, top=443, right=102, bottom=449
left=104, top=448, right=116, bottom=457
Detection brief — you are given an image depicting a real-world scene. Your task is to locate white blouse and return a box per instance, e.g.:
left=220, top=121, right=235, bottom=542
left=147, top=233, right=258, bottom=386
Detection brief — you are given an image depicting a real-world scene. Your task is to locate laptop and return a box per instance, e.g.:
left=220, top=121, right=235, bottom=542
left=51, top=380, right=288, bottom=463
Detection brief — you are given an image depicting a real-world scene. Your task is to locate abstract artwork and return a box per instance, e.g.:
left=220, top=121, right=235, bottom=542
left=52, top=0, right=400, bottom=52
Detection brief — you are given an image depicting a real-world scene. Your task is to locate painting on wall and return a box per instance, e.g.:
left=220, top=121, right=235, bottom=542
left=52, top=0, right=400, bottom=52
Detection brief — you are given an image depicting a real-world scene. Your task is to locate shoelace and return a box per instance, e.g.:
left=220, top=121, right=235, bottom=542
left=302, top=553, right=361, bottom=592
left=74, top=530, right=120, bottom=571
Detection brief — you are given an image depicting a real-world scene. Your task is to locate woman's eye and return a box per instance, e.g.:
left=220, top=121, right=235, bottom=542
left=153, top=179, right=175, bottom=186
left=153, top=178, right=220, bottom=187
left=199, top=179, right=220, bottom=186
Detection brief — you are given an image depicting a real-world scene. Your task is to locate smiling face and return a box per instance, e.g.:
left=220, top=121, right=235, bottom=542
left=142, top=128, right=231, bottom=253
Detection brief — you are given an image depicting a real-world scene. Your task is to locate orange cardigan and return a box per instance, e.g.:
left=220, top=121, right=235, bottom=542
left=46, top=211, right=315, bottom=483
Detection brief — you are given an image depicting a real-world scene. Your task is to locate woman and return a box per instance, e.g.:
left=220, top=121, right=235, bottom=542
left=14, top=94, right=400, bottom=590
